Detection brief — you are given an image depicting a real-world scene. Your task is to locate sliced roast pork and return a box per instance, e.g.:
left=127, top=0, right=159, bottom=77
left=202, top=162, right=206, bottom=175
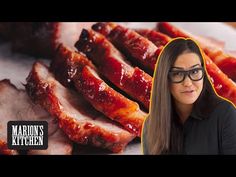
left=75, top=29, right=152, bottom=110
left=51, top=45, right=147, bottom=136
left=25, top=62, right=135, bottom=153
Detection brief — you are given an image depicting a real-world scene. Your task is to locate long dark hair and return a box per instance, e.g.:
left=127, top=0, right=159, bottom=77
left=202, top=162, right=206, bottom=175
left=144, top=38, right=218, bottom=154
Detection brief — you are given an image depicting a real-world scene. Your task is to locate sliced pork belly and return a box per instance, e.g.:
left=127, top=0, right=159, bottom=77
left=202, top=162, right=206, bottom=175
left=92, top=22, right=158, bottom=74
left=75, top=29, right=152, bottom=110
left=135, top=29, right=171, bottom=47
left=25, top=62, right=135, bottom=153
left=51, top=45, right=147, bottom=136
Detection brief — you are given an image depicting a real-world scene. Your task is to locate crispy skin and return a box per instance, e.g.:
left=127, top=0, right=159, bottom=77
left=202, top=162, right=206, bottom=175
left=26, top=62, right=135, bottom=152
left=50, top=44, right=95, bottom=87
left=75, top=29, right=152, bottom=110
left=134, top=29, right=172, bottom=64
left=73, top=65, right=147, bottom=137
left=135, top=29, right=171, bottom=47
left=92, top=22, right=158, bottom=74
left=52, top=45, right=147, bottom=136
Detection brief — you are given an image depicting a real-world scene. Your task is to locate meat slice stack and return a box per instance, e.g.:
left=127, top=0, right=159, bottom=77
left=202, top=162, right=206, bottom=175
left=75, top=29, right=152, bottom=110
left=50, top=44, right=147, bottom=137
left=0, top=79, right=73, bottom=155
left=92, top=22, right=159, bottom=74
left=91, top=22, right=236, bottom=106
left=25, top=62, right=135, bottom=153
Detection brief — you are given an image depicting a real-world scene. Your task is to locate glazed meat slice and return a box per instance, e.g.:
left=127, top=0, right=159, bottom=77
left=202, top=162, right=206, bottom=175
left=74, top=66, right=147, bottom=137
left=92, top=22, right=158, bottom=74
left=135, top=29, right=171, bottom=47
left=204, top=48, right=236, bottom=82
left=203, top=54, right=236, bottom=106
left=157, top=22, right=190, bottom=39
left=50, top=44, right=96, bottom=88
left=0, top=22, right=94, bottom=58
left=156, top=22, right=225, bottom=49
left=51, top=45, right=147, bottom=136
left=26, top=62, right=135, bottom=153
left=0, top=79, right=72, bottom=155
left=75, top=29, right=152, bottom=110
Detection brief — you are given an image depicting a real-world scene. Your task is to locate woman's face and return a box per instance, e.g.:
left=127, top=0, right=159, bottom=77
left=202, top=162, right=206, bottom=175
left=169, top=52, right=204, bottom=106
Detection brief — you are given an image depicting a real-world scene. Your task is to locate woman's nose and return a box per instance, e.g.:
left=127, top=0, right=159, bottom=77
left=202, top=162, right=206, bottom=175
left=182, top=75, right=193, bottom=87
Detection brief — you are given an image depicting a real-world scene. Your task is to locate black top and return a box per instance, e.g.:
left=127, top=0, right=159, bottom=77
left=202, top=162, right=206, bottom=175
left=142, top=92, right=236, bottom=155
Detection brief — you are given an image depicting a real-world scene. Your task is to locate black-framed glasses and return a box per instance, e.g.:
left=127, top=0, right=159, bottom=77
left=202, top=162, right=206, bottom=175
left=168, top=68, right=204, bottom=83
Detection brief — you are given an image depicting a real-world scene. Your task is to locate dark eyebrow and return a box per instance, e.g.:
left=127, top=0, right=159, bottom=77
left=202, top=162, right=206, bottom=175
left=171, top=64, right=201, bottom=70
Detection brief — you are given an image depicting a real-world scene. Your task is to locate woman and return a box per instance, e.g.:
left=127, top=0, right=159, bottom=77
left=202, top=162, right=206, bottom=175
left=142, top=38, right=236, bottom=155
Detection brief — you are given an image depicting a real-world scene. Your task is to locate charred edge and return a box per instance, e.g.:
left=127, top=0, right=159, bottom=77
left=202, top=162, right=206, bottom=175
left=50, top=44, right=75, bottom=87
left=75, top=29, right=90, bottom=51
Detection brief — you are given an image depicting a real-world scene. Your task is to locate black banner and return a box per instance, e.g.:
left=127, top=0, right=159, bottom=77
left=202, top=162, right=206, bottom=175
left=7, top=121, right=48, bottom=150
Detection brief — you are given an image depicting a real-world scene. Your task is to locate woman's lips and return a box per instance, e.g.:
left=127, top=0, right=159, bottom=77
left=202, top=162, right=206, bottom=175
left=181, top=90, right=195, bottom=95
left=182, top=90, right=194, bottom=93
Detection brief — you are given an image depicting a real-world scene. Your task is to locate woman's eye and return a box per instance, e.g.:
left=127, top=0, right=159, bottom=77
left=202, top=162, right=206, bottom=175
left=191, top=69, right=199, bottom=74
